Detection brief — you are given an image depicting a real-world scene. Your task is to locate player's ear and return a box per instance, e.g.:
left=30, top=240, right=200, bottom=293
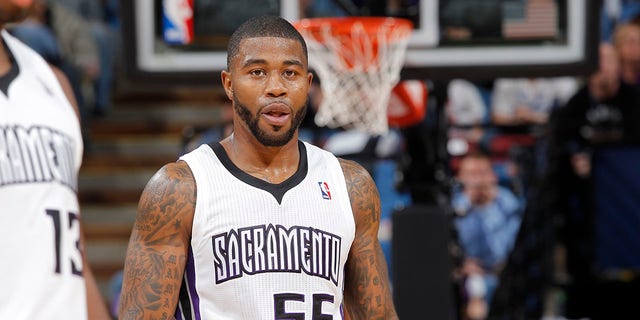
left=221, top=70, right=233, bottom=100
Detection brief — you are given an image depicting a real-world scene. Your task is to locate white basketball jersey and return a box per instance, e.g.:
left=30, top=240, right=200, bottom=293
left=177, top=141, right=355, bottom=320
left=0, top=30, right=86, bottom=319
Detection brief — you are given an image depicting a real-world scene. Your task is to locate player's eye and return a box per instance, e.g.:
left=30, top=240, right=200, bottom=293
left=283, top=70, right=297, bottom=77
left=250, top=69, right=266, bottom=76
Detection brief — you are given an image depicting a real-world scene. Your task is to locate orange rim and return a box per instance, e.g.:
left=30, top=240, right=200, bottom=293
left=293, top=17, right=413, bottom=41
left=294, top=17, right=413, bottom=70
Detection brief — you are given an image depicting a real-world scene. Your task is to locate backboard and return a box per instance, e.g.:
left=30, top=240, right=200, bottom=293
left=120, top=0, right=601, bottom=88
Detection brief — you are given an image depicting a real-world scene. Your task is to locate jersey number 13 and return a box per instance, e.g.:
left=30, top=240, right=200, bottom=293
left=46, top=209, right=83, bottom=276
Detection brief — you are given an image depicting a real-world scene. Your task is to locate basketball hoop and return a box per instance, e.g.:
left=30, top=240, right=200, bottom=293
left=294, top=17, right=414, bottom=135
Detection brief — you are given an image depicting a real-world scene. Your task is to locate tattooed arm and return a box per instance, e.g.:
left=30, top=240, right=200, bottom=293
left=339, top=159, right=398, bottom=320
left=118, top=161, right=196, bottom=320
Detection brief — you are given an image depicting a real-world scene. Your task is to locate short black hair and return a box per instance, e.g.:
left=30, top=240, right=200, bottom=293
left=226, top=15, right=308, bottom=69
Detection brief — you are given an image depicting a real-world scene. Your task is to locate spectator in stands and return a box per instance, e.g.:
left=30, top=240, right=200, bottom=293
left=491, top=77, right=578, bottom=127
left=447, top=79, right=490, bottom=127
left=9, top=0, right=99, bottom=147
left=451, top=151, right=523, bottom=320
left=545, top=41, right=640, bottom=319
left=549, top=42, right=640, bottom=180
left=51, top=0, right=119, bottom=117
left=612, top=21, right=640, bottom=86
left=47, top=1, right=100, bottom=81
left=445, top=79, right=492, bottom=156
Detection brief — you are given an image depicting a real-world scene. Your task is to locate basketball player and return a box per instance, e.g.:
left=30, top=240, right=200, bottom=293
left=118, top=15, right=398, bottom=319
left=0, top=0, right=110, bottom=319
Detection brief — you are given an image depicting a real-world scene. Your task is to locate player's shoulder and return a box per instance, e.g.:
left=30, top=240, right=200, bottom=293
left=337, top=157, right=381, bottom=224
left=338, top=157, right=367, bottom=174
left=145, top=161, right=197, bottom=200
left=304, top=141, right=375, bottom=192
left=140, top=161, right=196, bottom=221
left=135, top=161, right=196, bottom=237
left=158, top=160, right=195, bottom=186
left=338, top=157, right=375, bottom=190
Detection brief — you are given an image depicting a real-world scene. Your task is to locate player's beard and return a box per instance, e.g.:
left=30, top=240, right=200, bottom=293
left=0, top=3, right=30, bottom=25
left=234, top=96, right=307, bottom=147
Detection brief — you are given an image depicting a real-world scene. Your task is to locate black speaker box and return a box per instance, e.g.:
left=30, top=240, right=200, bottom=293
left=392, top=204, right=455, bottom=319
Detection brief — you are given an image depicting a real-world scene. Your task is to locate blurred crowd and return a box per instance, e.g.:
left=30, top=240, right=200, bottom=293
left=441, top=5, right=640, bottom=319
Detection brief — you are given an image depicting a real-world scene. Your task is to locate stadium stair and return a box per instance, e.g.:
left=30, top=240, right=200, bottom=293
left=78, top=87, right=228, bottom=305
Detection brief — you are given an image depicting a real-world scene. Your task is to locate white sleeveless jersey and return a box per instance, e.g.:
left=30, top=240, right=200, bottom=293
left=0, top=30, right=86, bottom=319
left=177, top=141, right=355, bottom=320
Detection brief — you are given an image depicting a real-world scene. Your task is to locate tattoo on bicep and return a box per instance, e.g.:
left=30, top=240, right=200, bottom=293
left=341, top=159, right=381, bottom=226
left=138, top=165, right=194, bottom=238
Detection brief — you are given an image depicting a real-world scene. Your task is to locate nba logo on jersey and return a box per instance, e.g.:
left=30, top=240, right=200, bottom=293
left=318, top=182, right=331, bottom=200
left=161, top=0, right=194, bottom=45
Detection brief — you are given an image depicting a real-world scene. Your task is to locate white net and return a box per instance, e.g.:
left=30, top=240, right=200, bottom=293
left=296, top=17, right=413, bottom=135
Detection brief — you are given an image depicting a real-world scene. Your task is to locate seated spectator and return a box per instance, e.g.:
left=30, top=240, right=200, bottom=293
left=446, top=79, right=493, bottom=162
left=491, top=77, right=578, bottom=127
left=451, top=151, right=523, bottom=320
left=447, top=79, right=490, bottom=127
left=52, top=0, right=119, bottom=116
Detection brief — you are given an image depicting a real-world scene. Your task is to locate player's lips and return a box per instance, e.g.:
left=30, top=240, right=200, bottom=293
left=261, top=103, right=291, bottom=126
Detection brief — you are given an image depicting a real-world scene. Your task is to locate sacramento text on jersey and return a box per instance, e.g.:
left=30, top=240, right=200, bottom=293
left=212, top=224, right=342, bottom=285
left=0, top=125, right=77, bottom=190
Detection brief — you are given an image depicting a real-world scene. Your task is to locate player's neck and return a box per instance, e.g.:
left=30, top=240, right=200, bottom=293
left=0, top=29, right=11, bottom=77
left=220, top=132, right=301, bottom=184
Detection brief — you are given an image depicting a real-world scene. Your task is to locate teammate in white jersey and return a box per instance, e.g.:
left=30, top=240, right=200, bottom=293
left=0, top=0, right=110, bottom=319
left=119, top=15, right=398, bottom=320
